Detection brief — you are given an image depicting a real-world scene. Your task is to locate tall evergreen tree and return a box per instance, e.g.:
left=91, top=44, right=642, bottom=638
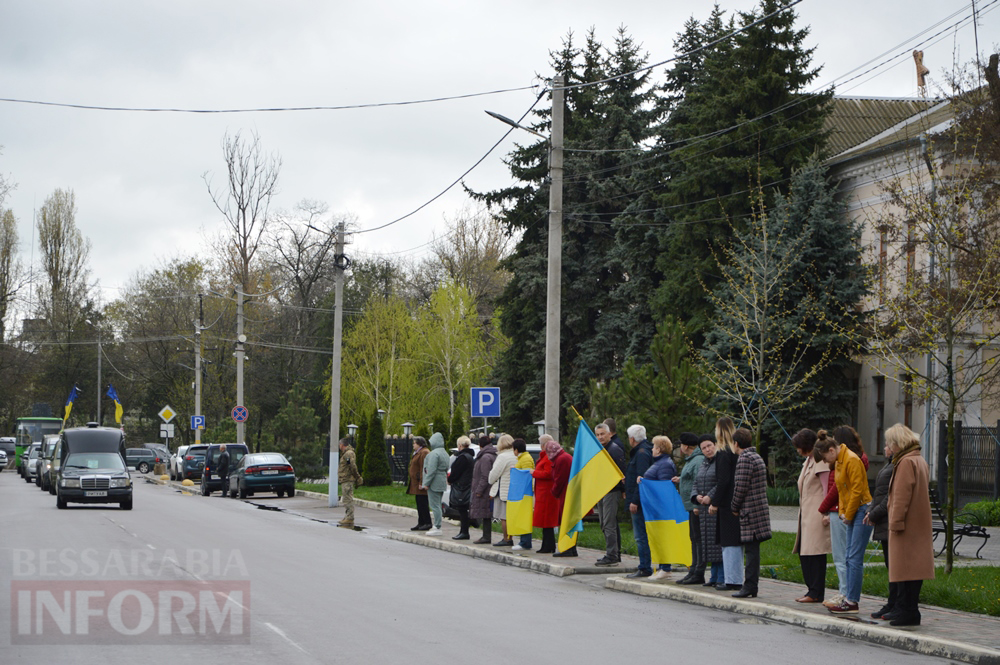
left=650, top=0, right=833, bottom=339
left=363, top=410, right=391, bottom=486
left=353, top=410, right=370, bottom=480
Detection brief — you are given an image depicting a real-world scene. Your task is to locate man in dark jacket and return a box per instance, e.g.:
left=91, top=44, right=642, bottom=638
left=217, top=445, right=230, bottom=498
left=624, top=424, right=654, bottom=577
left=595, top=423, right=627, bottom=566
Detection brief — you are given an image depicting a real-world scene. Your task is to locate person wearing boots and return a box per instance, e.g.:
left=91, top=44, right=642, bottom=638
left=675, top=432, right=706, bottom=585
left=337, top=437, right=362, bottom=527
left=865, top=435, right=898, bottom=619
left=533, top=435, right=559, bottom=553
left=408, top=437, right=431, bottom=531
left=471, top=435, right=498, bottom=544
left=448, top=436, right=475, bottom=540
left=730, top=427, right=771, bottom=598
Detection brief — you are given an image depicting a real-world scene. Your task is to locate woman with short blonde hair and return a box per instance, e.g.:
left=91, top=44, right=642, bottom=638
left=651, top=435, right=674, bottom=456
left=488, top=433, right=517, bottom=546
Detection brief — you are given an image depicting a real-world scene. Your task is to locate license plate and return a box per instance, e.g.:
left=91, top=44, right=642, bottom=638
left=85, top=490, right=107, bottom=497
left=261, top=469, right=278, bottom=475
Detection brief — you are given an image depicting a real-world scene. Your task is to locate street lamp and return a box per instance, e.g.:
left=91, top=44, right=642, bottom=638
left=347, top=423, right=358, bottom=438
left=402, top=422, right=415, bottom=438
left=85, top=319, right=101, bottom=424
left=377, top=409, right=386, bottom=420
left=534, top=420, right=546, bottom=439
left=486, top=74, right=564, bottom=440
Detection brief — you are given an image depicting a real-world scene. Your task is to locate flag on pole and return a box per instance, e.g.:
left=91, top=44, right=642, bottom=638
left=106, top=384, right=124, bottom=424
left=506, top=468, right=534, bottom=536
left=557, top=414, right=625, bottom=552
left=639, top=479, right=693, bottom=566
left=63, top=384, right=79, bottom=425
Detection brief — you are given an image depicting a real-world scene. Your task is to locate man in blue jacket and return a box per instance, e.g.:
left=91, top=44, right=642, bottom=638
left=624, top=424, right=654, bottom=578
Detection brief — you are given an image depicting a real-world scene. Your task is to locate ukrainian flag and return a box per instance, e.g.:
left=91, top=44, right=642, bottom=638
left=106, top=384, right=124, bottom=424
left=506, top=468, right=534, bottom=536
left=639, top=479, right=693, bottom=566
left=557, top=416, right=625, bottom=552
left=63, top=384, right=79, bottom=425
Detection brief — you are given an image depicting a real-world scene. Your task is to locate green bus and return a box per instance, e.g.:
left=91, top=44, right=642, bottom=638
left=15, top=417, right=63, bottom=468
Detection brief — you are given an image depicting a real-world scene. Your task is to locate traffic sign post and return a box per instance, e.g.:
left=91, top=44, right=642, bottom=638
left=231, top=406, right=248, bottom=424
left=470, top=387, right=501, bottom=437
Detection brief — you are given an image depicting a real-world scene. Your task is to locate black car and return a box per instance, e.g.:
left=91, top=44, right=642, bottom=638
left=200, top=444, right=248, bottom=496
left=57, top=450, right=132, bottom=510
left=124, top=448, right=162, bottom=474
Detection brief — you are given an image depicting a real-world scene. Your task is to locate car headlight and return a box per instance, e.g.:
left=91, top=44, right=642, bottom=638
left=62, top=478, right=80, bottom=488
left=110, top=478, right=130, bottom=488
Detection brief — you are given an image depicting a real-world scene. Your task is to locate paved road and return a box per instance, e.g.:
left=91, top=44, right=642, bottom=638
left=0, top=471, right=952, bottom=664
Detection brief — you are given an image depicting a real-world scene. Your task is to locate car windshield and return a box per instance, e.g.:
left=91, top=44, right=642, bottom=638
left=211, top=448, right=246, bottom=464
left=187, top=448, right=207, bottom=457
left=28, top=447, right=40, bottom=459
left=249, top=454, right=287, bottom=465
left=65, top=453, right=126, bottom=470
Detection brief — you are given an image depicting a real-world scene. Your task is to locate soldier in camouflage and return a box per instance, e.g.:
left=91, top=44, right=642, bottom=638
left=338, top=438, right=363, bottom=526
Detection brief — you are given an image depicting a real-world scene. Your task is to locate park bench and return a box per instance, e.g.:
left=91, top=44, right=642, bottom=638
left=930, top=486, right=990, bottom=559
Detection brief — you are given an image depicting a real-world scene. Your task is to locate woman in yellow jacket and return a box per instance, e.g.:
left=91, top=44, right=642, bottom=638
left=815, top=428, right=872, bottom=615
left=512, top=438, right=536, bottom=551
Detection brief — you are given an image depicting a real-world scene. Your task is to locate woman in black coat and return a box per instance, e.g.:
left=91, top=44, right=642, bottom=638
left=692, top=435, right=724, bottom=587
left=864, top=439, right=898, bottom=619
left=448, top=436, right=476, bottom=540
left=711, top=417, right=743, bottom=591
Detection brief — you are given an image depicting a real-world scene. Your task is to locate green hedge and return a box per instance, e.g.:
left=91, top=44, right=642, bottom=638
left=767, top=486, right=799, bottom=506
left=958, top=498, right=1000, bottom=527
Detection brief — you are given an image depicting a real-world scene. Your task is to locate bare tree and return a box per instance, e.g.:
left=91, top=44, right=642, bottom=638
left=204, top=130, right=281, bottom=292
left=0, top=208, right=25, bottom=341
left=35, top=189, right=92, bottom=327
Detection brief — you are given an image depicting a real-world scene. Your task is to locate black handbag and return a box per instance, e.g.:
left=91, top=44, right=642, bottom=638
left=451, top=484, right=471, bottom=508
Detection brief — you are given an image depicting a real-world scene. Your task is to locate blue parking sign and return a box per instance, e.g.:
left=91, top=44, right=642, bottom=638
left=470, top=387, right=501, bottom=419
left=191, top=415, right=206, bottom=430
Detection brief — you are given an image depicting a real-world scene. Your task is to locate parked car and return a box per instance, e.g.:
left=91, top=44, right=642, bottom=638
left=227, top=452, right=296, bottom=499
left=143, top=442, right=171, bottom=461
left=180, top=444, right=208, bottom=481
left=0, top=436, right=15, bottom=463
left=200, top=444, right=249, bottom=496
left=169, top=445, right=190, bottom=480
left=0, top=449, right=7, bottom=470
left=36, top=435, right=59, bottom=491
left=124, top=448, right=162, bottom=474
left=24, top=443, right=41, bottom=483
left=57, top=450, right=132, bottom=510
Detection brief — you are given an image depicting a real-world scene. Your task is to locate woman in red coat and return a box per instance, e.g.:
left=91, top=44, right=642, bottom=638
left=533, top=436, right=560, bottom=553
left=547, top=438, right=576, bottom=557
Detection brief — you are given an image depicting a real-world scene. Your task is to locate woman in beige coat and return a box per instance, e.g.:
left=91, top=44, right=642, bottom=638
left=791, top=429, right=832, bottom=603
left=488, top=434, right=517, bottom=547
left=885, top=424, right=935, bottom=626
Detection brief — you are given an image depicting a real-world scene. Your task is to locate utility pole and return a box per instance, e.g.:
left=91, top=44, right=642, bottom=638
left=235, top=290, right=246, bottom=445
left=195, top=295, right=203, bottom=446
left=96, top=328, right=102, bottom=424
left=543, top=74, right=565, bottom=441
left=328, top=222, right=347, bottom=508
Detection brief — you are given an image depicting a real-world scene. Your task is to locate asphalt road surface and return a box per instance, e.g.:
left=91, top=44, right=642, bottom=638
left=0, top=470, right=949, bottom=664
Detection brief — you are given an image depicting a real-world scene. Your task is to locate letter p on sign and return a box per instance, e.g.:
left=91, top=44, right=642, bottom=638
left=470, top=387, right=501, bottom=419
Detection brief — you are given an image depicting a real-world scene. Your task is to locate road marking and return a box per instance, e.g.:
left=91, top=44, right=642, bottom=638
left=147, top=544, right=156, bottom=550
left=264, top=622, right=310, bottom=655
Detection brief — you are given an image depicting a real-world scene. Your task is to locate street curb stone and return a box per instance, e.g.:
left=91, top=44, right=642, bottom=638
left=604, top=578, right=1000, bottom=665
left=388, top=530, right=577, bottom=576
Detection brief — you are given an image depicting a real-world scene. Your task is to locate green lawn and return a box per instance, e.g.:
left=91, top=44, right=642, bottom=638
left=295, top=482, right=1000, bottom=616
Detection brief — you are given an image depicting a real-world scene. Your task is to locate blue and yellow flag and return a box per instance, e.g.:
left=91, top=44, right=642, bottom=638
left=63, top=384, right=79, bottom=425
left=557, top=416, right=626, bottom=552
left=639, top=479, right=693, bottom=566
left=506, top=468, right=534, bottom=536
left=106, top=384, right=123, bottom=424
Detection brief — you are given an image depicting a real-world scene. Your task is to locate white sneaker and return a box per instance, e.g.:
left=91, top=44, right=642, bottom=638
left=823, top=593, right=845, bottom=609
left=512, top=544, right=526, bottom=551
left=426, top=528, right=442, bottom=536
left=651, top=570, right=671, bottom=581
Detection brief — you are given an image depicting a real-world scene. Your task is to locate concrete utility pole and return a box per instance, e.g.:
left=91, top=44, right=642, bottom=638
left=96, top=328, right=102, bottom=424
left=328, top=222, right=347, bottom=508
left=236, top=291, right=246, bottom=444
left=195, top=294, right=203, bottom=446
left=543, top=74, right=565, bottom=441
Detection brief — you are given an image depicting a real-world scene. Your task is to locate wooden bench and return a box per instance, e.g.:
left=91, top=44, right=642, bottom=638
left=930, top=487, right=991, bottom=559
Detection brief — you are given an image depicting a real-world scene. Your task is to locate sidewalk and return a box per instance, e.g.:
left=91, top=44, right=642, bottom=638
left=157, top=478, right=1000, bottom=664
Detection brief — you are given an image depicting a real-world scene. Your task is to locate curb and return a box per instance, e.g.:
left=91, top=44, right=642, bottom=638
left=605, top=578, right=1000, bottom=665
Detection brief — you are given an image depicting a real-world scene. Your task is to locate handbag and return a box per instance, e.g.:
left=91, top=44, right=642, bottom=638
left=452, top=484, right=471, bottom=508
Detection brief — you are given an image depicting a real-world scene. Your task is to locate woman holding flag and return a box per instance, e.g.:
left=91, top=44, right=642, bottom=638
left=533, top=435, right=560, bottom=553
left=640, top=435, right=678, bottom=580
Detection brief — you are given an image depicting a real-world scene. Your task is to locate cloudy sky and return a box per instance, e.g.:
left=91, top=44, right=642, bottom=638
left=1, top=0, right=996, bottom=308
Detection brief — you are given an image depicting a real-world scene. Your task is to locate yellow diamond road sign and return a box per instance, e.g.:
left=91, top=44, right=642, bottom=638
left=158, top=405, right=177, bottom=423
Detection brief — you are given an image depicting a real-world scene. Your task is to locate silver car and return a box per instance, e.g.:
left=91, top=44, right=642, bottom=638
left=169, top=445, right=190, bottom=480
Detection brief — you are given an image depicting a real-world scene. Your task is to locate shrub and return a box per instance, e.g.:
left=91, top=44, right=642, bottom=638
left=363, top=411, right=392, bottom=486
left=959, top=498, right=1000, bottom=527
left=766, top=486, right=799, bottom=506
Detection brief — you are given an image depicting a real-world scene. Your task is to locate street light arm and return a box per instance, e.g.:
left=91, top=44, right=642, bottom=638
left=485, top=110, right=546, bottom=138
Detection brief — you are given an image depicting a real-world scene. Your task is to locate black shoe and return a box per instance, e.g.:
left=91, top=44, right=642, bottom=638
left=703, top=581, right=719, bottom=587
left=677, top=576, right=705, bottom=585
left=411, top=524, right=431, bottom=531
left=627, top=569, right=653, bottom=578
left=536, top=548, right=555, bottom=554
left=472, top=537, right=491, bottom=544
left=553, top=547, right=578, bottom=558
left=889, top=613, right=920, bottom=627
left=871, top=604, right=894, bottom=620
left=732, top=587, right=758, bottom=598
left=594, top=557, right=620, bottom=566
left=493, top=539, right=513, bottom=547
left=452, top=533, right=470, bottom=540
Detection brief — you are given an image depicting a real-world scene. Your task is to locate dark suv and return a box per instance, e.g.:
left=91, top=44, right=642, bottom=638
left=180, top=444, right=208, bottom=480
left=200, top=444, right=248, bottom=496
left=124, top=448, right=162, bottom=474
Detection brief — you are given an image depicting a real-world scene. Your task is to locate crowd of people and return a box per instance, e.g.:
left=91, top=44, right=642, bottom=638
left=341, top=414, right=935, bottom=628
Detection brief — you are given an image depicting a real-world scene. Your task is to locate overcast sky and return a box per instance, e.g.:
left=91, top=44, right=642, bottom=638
left=1, top=0, right=996, bottom=310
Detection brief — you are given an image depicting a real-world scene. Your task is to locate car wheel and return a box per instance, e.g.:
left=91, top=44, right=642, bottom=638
left=49, top=483, right=56, bottom=496
left=229, top=486, right=237, bottom=498
left=200, top=479, right=209, bottom=496
left=138, top=462, right=150, bottom=474
left=238, top=484, right=247, bottom=500
left=276, top=489, right=284, bottom=498
left=288, top=487, right=295, bottom=498
left=57, top=494, right=67, bottom=509
left=120, top=499, right=133, bottom=510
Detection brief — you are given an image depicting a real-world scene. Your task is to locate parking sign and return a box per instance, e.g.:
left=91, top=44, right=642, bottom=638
left=470, top=387, right=501, bottom=419
left=191, top=415, right=206, bottom=430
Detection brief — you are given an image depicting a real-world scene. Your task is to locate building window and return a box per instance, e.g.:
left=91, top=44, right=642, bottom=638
left=874, top=376, right=886, bottom=454
left=901, top=373, right=913, bottom=429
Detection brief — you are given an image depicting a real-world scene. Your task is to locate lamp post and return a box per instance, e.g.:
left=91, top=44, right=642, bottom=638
left=486, top=74, right=564, bottom=440
left=85, top=319, right=101, bottom=424
left=377, top=409, right=386, bottom=420
left=534, top=420, right=546, bottom=439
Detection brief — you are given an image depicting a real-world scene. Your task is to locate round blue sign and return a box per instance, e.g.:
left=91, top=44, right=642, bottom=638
left=231, top=405, right=248, bottom=423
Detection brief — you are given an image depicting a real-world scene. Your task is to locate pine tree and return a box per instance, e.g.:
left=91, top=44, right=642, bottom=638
left=363, top=410, right=391, bottom=486
left=353, top=411, right=369, bottom=479
left=650, top=0, right=833, bottom=340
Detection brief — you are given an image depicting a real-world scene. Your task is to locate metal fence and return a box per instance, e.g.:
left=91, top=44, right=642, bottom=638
left=936, top=420, right=1000, bottom=502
